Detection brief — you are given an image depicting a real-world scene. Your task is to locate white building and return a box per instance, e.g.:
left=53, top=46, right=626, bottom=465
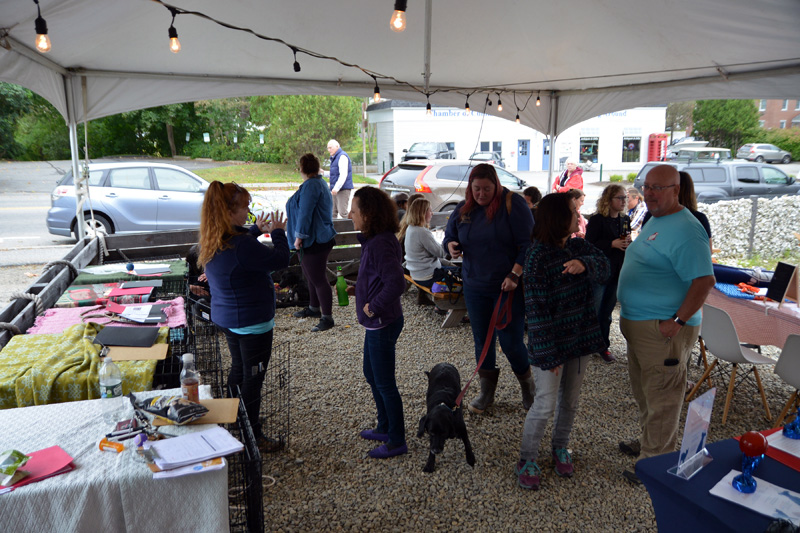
left=367, top=101, right=667, bottom=174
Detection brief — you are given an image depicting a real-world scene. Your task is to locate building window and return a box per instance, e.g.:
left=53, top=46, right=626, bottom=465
left=622, top=137, right=641, bottom=163
left=796, top=100, right=800, bottom=111
left=759, top=99, right=767, bottom=111
left=759, top=120, right=765, bottom=128
left=782, top=99, right=789, bottom=111
left=791, top=115, right=800, bottom=128
left=780, top=120, right=787, bottom=129
left=480, top=141, right=490, bottom=152
left=492, top=142, right=502, bottom=153
left=579, top=137, right=599, bottom=164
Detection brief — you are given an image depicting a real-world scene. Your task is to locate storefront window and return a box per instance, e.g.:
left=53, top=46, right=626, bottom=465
left=579, top=137, right=599, bottom=164
left=622, top=137, right=641, bottom=163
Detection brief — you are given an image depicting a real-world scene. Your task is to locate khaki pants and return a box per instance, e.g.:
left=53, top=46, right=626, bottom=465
left=332, top=188, right=352, bottom=219
left=620, top=317, right=699, bottom=462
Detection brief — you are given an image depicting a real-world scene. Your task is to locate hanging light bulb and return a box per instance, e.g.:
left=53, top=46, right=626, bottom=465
left=426, top=102, right=432, bottom=115
left=390, top=0, right=408, bottom=32
left=515, top=114, right=520, bottom=124
left=465, top=96, right=471, bottom=113
left=34, top=1, right=51, bottom=53
left=373, top=79, right=381, bottom=103
left=497, top=94, right=503, bottom=112
left=536, top=94, right=541, bottom=107
left=292, top=48, right=301, bottom=72
left=168, top=25, right=181, bottom=53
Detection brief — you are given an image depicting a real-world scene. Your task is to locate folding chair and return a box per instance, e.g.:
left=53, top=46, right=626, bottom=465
left=685, top=304, right=774, bottom=424
left=773, top=334, right=800, bottom=428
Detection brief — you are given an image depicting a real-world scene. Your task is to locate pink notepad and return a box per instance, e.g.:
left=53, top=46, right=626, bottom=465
left=0, top=446, right=74, bottom=493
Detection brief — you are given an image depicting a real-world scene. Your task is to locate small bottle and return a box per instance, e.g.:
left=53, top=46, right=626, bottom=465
left=336, top=266, right=349, bottom=307
left=180, top=353, right=201, bottom=402
left=99, top=355, right=123, bottom=423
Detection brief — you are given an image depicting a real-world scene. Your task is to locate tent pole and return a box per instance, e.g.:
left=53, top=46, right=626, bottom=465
left=64, top=75, right=85, bottom=239
left=422, top=0, right=432, bottom=94
left=547, top=92, right=558, bottom=192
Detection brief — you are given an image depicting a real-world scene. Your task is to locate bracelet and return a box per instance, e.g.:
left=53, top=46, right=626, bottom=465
left=671, top=313, right=686, bottom=326
left=506, top=272, right=520, bottom=282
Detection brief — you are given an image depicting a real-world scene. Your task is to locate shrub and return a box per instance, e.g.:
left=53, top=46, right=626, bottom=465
left=626, top=173, right=637, bottom=182
left=609, top=174, right=623, bottom=182
left=743, top=128, right=800, bottom=160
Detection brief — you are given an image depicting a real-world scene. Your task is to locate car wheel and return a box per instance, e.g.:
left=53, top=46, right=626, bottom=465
left=755, top=156, right=765, bottom=163
left=72, top=213, right=112, bottom=240
left=440, top=203, right=459, bottom=213
left=782, top=155, right=792, bottom=164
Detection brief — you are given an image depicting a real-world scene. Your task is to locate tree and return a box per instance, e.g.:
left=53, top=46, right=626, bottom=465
left=0, top=82, right=34, bottom=159
left=692, top=100, right=760, bottom=150
left=665, top=101, right=694, bottom=136
left=15, top=92, right=70, bottom=160
left=250, top=95, right=362, bottom=164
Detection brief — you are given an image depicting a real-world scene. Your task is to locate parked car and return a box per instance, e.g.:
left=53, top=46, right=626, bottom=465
left=401, top=142, right=456, bottom=162
left=736, top=143, right=792, bottom=164
left=632, top=161, right=799, bottom=202
left=378, top=160, right=527, bottom=213
left=469, top=151, right=506, bottom=168
left=670, top=147, right=733, bottom=162
left=47, top=162, right=209, bottom=239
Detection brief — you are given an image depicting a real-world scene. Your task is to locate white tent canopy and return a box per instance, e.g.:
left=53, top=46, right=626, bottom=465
left=2, top=0, right=799, bottom=135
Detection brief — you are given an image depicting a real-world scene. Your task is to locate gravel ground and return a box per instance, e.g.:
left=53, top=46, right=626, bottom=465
left=244, top=289, right=789, bottom=532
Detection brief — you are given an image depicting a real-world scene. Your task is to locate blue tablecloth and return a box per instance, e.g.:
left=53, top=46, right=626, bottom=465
left=637, top=439, right=800, bottom=532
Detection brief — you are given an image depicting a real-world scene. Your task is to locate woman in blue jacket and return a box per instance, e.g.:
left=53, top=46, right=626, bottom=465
left=199, top=181, right=290, bottom=452
left=349, top=186, right=408, bottom=459
left=286, top=153, right=338, bottom=332
left=443, top=164, right=535, bottom=415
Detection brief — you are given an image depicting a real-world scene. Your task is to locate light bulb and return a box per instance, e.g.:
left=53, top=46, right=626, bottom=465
left=515, top=114, right=520, bottom=124
left=34, top=15, right=50, bottom=53
left=390, top=10, right=406, bottom=32
left=426, top=103, right=432, bottom=115
left=536, top=95, right=541, bottom=107
left=168, top=26, right=181, bottom=53
left=373, top=84, right=381, bottom=103
left=497, top=100, right=503, bottom=112
left=35, top=33, right=51, bottom=53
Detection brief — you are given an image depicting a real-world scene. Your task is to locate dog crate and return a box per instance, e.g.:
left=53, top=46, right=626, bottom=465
left=189, top=319, right=224, bottom=395
left=259, top=340, right=291, bottom=452
left=224, top=385, right=264, bottom=533
left=152, top=325, right=190, bottom=390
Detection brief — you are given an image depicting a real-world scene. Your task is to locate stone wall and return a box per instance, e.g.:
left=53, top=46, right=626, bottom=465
left=698, top=195, right=800, bottom=261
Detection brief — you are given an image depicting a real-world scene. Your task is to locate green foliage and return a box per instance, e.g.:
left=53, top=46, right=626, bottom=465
left=692, top=100, right=760, bottom=150
left=743, top=128, right=800, bottom=160
left=0, top=82, right=34, bottom=159
left=609, top=174, right=623, bottom=182
left=249, top=95, right=362, bottom=164
left=665, top=101, right=695, bottom=133
left=15, top=93, right=70, bottom=160
left=626, top=173, right=637, bottom=182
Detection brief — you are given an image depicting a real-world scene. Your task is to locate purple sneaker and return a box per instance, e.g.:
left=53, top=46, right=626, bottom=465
left=552, top=448, right=574, bottom=477
left=515, top=459, right=541, bottom=490
left=368, top=443, right=408, bottom=459
left=360, top=429, right=389, bottom=442
left=600, top=350, right=616, bottom=363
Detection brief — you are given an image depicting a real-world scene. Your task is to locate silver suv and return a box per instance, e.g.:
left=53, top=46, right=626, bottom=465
left=378, top=160, right=527, bottom=212
left=736, top=143, right=792, bottom=164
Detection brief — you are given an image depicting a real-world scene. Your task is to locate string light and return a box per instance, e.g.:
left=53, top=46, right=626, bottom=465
left=167, top=8, right=181, bottom=53
left=486, top=95, right=493, bottom=107
left=292, top=48, right=301, bottom=72
left=536, top=92, right=541, bottom=107
left=425, top=94, right=432, bottom=115
left=33, top=0, right=51, bottom=53
left=390, top=0, right=408, bottom=32
left=496, top=93, right=503, bottom=112
left=464, top=95, right=470, bottom=113
left=516, top=114, right=520, bottom=124
left=372, top=76, right=381, bottom=102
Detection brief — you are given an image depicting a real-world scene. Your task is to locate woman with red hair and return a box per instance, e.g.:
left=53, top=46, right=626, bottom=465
left=443, top=164, right=535, bottom=415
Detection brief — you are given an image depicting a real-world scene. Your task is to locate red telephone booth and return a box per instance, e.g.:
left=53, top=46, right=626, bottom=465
left=647, top=133, right=669, bottom=162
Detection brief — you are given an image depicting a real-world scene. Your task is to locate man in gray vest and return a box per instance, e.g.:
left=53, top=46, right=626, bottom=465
left=323, top=139, right=354, bottom=218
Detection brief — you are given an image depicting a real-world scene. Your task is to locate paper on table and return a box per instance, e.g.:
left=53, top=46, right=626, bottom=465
left=152, top=457, right=226, bottom=479
left=150, top=426, right=243, bottom=470
left=710, top=470, right=800, bottom=525
left=767, top=432, right=800, bottom=459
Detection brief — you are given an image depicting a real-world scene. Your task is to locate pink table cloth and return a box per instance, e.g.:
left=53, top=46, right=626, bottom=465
left=706, top=289, right=800, bottom=349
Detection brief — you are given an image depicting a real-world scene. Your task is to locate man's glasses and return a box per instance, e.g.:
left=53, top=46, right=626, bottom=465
left=641, top=184, right=676, bottom=192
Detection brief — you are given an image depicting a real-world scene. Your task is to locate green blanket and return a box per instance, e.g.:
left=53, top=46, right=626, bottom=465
left=0, top=323, right=162, bottom=409
left=72, top=259, right=188, bottom=285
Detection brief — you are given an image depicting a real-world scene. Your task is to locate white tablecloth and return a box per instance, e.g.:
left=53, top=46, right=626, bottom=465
left=0, top=387, right=230, bottom=532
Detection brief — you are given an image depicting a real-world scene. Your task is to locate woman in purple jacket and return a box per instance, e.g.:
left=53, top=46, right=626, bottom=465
left=349, top=186, right=407, bottom=459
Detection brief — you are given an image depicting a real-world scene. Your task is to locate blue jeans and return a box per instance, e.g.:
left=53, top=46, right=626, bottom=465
left=593, top=278, right=619, bottom=349
left=363, top=316, right=405, bottom=446
left=520, top=355, right=589, bottom=461
left=223, top=328, right=273, bottom=439
left=463, top=288, right=530, bottom=375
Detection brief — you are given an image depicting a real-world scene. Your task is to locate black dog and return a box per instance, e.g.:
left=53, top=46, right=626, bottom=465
left=273, top=267, right=310, bottom=308
left=417, top=363, right=476, bottom=473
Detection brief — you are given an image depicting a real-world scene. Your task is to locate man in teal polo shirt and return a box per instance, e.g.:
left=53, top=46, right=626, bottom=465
left=616, top=164, right=715, bottom=483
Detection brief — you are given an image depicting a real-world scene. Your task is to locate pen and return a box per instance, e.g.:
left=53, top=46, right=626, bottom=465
left=107, top=426, right=138, bottom=438
left=107, top=428, right=145, bottom=441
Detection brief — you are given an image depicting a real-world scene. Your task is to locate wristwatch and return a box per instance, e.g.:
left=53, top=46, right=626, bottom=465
left=671, top=313, right=686, bottom=326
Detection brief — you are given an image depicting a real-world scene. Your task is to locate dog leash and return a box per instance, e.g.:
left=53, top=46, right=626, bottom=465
left=454, top=290, right=514, bottom=408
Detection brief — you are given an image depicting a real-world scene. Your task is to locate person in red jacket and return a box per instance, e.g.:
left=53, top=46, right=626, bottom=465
left=552, top=158, right=584, bottom=193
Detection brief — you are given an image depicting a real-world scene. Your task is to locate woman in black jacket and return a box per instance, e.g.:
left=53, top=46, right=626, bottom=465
left=585, top=184, right=631, bottom=362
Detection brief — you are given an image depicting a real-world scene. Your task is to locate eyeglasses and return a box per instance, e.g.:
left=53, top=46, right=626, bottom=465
left=641, top=184, right=676, bottom=192
left=613, top=196, right=628, bottom=201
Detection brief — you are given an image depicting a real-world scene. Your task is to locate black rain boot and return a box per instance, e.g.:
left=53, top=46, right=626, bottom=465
left=468, top=368, right=500, bottom=414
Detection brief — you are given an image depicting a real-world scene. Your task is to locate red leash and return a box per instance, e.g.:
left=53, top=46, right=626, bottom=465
left=455, top=291, right=515, bottom=408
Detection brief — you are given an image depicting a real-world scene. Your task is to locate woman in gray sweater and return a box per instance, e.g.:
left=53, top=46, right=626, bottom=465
left=398, top=198, right=445, bottom=288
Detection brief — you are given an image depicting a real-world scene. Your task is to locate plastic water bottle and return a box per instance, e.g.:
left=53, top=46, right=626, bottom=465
left=99, top=355, right=123, bottom=423
left=336, top=266, right=349, bottom=306
left=180, top=353, right=201, bottom=402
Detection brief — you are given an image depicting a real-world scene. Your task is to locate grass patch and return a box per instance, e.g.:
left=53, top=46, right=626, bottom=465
left=193, top=163, right=376, bottom=185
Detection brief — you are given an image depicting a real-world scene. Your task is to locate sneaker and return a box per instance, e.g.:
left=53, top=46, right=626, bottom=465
left=552, top=448, right=574, bottom=477
left=311, top=317, right=334, bottom=332
left=293, top=307, right=321, bottom=319
left=359, top=429, right=389, bottom=442
left=515, top=459, right=541, bottom=490
left=619, top=439, right=641, bottom=457
left=600, top=350, right=616, bottom=363
left=368, top=443, right=408, bottom=459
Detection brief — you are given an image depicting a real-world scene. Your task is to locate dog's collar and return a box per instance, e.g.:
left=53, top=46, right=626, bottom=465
left=438, top=401, right=460, bottom=413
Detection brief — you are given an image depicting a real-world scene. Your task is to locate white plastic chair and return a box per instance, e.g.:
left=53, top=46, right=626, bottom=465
left=685, top=304, right=774, bottom=424
left=774, top=334, right=800, bottom=428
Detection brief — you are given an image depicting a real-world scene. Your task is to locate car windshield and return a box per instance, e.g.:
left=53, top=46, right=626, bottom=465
left=408, top=143, right=438, bottom=152
left=471, top=153, right=492, bottom=160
